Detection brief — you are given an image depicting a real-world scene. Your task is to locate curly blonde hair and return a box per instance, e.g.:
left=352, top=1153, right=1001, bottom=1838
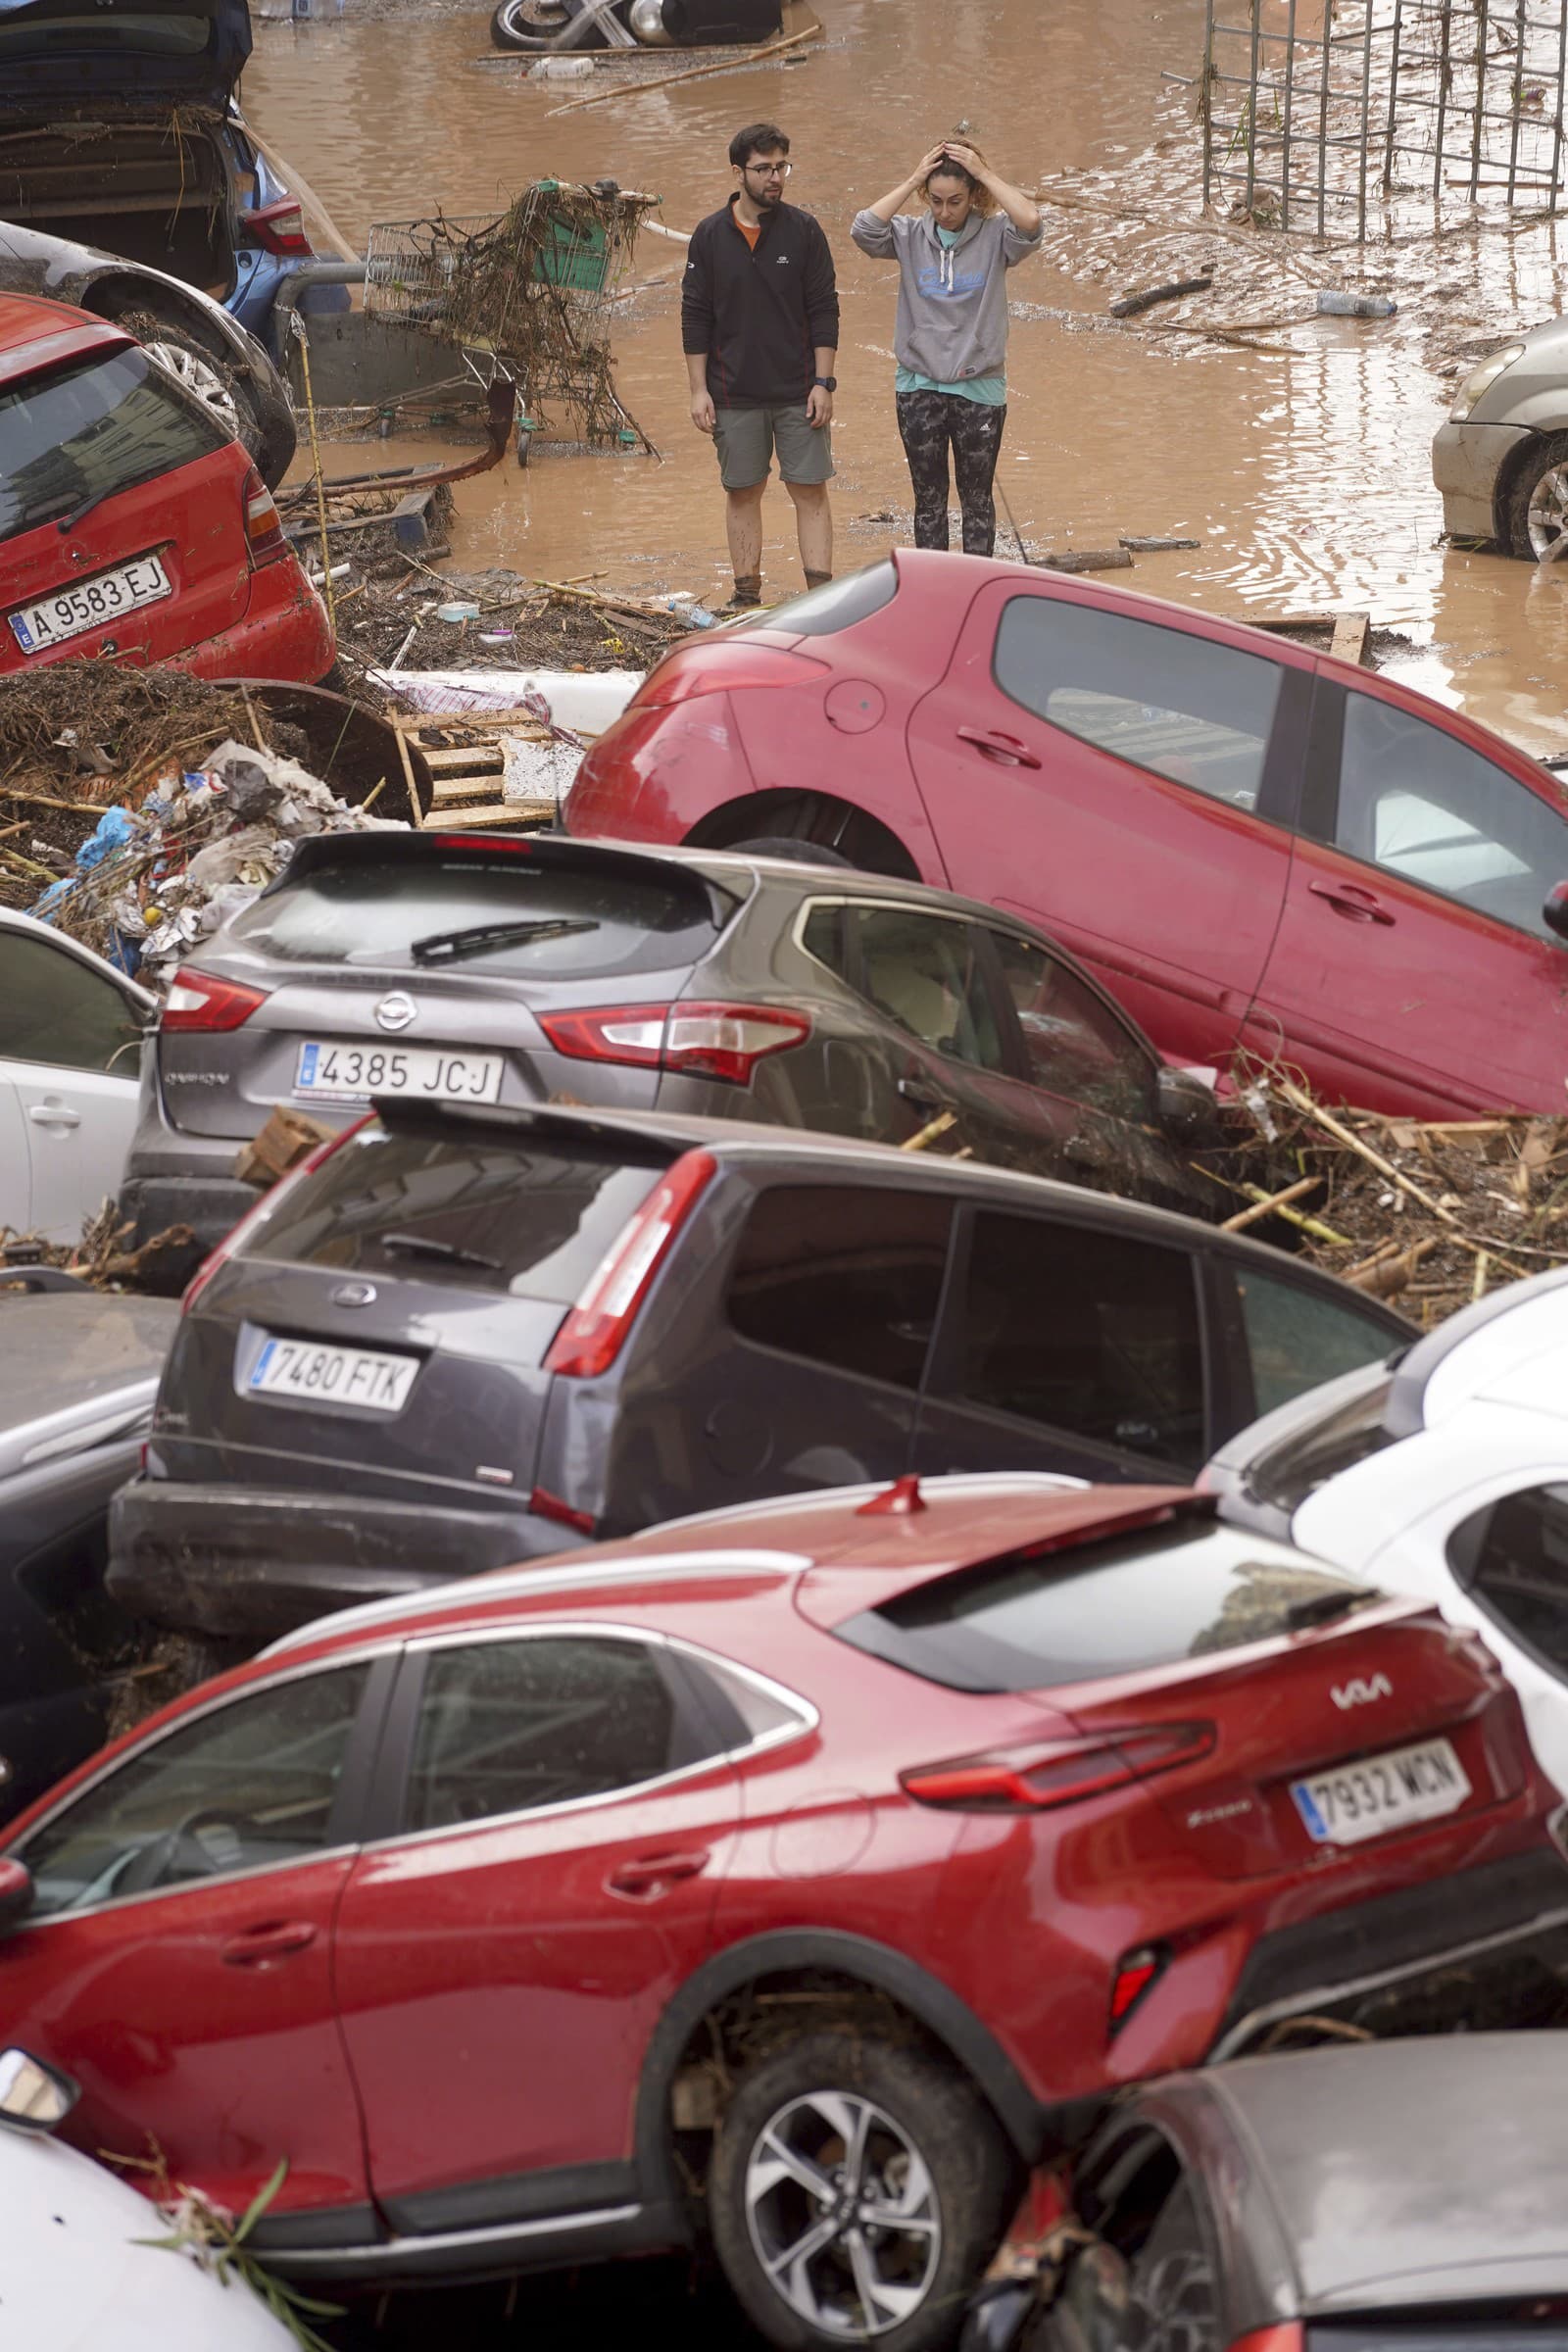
left=923, top=138, right=998, bottom=219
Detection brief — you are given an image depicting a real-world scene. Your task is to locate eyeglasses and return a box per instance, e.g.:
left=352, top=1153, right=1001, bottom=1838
left=746, top=162, right=792, bottom=179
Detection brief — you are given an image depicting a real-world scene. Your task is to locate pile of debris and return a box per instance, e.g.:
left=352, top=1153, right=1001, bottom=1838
left=333, top=554, right=698, bottom=674
left=0, top=664, right=404, bottom=980
left=1215, top=1071, right=1568, bottom=1322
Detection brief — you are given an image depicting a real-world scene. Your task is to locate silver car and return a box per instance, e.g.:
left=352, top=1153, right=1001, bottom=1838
left=1433, top=315, right=1568, bottom=559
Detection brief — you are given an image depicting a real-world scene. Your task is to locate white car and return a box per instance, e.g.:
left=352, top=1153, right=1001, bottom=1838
left=0, top=910, right=152, bottom=1244
left=1204, top=1267, right=1568, bottom=1793
left=0, top=2045, right=295, bottom=2349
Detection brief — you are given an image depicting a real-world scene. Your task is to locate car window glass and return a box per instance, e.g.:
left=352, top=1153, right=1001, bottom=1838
left=993, top=598, right=1283, bottom=811
left=850, top=907, right=1004, bottom=1072
left=0, top=934, right=142, bottom=1075
left=727, top=1184, right=953, bottom=1392
left=20, top=1665, right=369, bottom=1918
left=1234, top=1265, right=1397, bottom=1417
left=0, top=347, right=226, bottom=546
left=405, top=1638, right=717, bottom=1834
left=801, top=901, right=848, bottom=978
left=958, top=1211, right=1205, bottom=1467
left=989, top=930, right=1153, bottom=1119
left=1449, top=1484, right=1568, bottom=1673
left=1336, top=692, right=1568, bottom=939
left=735, top=559, right=896, bottom=637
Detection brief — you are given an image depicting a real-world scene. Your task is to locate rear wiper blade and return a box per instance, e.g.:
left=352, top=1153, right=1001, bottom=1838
left=380, top=1231, right=501, bottom=1272
left=1285, top=1585, right=1381, bottom=1632
left=57, top=485, right=113, bottom=536
left=408, top=916, right=598, bottom=966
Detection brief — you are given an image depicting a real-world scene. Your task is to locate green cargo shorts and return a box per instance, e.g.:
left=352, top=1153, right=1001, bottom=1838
left=713, top=402, right=834, bottom=491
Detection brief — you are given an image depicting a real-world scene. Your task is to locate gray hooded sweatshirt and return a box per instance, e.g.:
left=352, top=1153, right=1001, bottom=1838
left=850, top=204, right=1043, bottom=384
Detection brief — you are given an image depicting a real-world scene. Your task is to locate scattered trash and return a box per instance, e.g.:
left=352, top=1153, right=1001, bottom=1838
left=1316, top=290, right=1398, bottom=318
left=1110, top=270, right=1214, bottom=318
left=1041, top=548, right=1136, bottom=573
left=436, top=602, right=483, bottom=623
left=1120, top=533, right=1202, bottom=552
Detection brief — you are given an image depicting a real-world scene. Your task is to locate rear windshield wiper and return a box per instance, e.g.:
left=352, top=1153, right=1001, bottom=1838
left=408, top=916, right=599, bottom=967
left=380, top=1231, right=502, bottom=1272
left=1285, top=1585, right=1382, bottom=1633
left=56, top=484, right=115, bottom=536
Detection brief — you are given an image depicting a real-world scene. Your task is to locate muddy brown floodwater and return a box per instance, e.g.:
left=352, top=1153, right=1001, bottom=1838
left=246, top=0, right=1568, bottom=752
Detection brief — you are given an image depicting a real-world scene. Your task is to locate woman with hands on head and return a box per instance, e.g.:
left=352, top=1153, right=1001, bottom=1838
left=852, top=137, right=1043, bottom=559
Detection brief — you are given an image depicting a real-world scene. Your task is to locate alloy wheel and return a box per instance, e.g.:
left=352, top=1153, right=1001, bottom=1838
left=143, top=341, right=242, bottom=443
left=1526, top=464, right=1568, bottom=561
left=743, top=2087, right=942, bottom=2338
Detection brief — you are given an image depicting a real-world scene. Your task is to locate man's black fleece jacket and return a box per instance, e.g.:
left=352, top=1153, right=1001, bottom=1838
left=681, top=196, right=840, bottom=410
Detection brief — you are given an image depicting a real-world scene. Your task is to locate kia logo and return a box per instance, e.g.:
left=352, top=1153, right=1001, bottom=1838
left=1331, top=1674, right=1392, bottom=1710
left=332, top=1281, right=377, bottom=1309
left=374, top=992, right=417, bottom=1035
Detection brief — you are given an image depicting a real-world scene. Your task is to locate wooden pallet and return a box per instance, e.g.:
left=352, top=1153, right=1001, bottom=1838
left=390, top=710, right=562, bottom=831
left=1245, top=609, right=1374, bottom=665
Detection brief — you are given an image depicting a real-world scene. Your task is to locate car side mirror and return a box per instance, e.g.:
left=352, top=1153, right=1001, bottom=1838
left=1157, top=1064, right=1218, bottom=1140
left=0, top=2047, right=78, bottom=2135
left=0, top=1858, right=33, bottom=1935
left=1544, top=882, right=1568, bottom=943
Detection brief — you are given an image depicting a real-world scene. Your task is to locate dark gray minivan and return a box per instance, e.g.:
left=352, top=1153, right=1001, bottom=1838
left=109, top=1102, right=1410, bottom=1650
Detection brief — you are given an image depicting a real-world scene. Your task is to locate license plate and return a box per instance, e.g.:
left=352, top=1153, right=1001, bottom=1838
left=9, top=555, right=172, bottom=654
left=248, top=1337, right=418, bottom=1414
left=1292, top=1736, right=1471, bottom=1846
left=293, top=1040, right=505, bottom=1105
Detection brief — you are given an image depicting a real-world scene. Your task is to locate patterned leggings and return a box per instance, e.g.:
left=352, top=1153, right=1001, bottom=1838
left=896, top=390, right=1008, bottom=558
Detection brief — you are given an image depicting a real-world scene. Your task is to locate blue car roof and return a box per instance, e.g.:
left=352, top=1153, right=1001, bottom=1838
left=0, top=0, right=251, bottom=112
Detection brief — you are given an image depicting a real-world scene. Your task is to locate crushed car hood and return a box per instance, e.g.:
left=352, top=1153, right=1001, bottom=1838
left=0, top=0, right=251, bottom=112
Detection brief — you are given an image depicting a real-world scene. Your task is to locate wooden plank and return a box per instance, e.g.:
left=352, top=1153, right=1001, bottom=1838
left=393, top=723, right=424, bottom=826
left=1329, top=611, right=1372, bottom=665
left=421, top=746, right=506, bottom=773
left=430, top=774, right=509, bottom=802
left=424, top=802, right=556, bottom=829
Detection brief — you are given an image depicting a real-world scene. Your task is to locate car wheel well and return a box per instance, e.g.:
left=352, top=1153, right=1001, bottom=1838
left=82, top=277, right=226, bottom=357
left=666, top=1969, right=995, bottom=2197
left=687, top=791, right=921, bottom=881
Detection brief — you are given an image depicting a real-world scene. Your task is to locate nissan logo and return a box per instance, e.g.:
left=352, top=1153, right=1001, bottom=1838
left=374, top=992, right=417, bottom=1035
left=332, top=1281, right=378, bottom=1309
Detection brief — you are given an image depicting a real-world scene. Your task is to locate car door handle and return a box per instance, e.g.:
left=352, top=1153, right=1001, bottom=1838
left=220, top=1921, right=319, bottom=1967
left=1307, top=879, right=1396, bottom=925
left=606, top=1849, right=711, bottom=1899
left=956, top=726, right=1043, bottom=769
left=25, top=1102, right=80, bottom=1129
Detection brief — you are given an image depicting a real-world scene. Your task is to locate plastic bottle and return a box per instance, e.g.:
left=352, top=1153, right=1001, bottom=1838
left=1316, top=290, right=1397, bottom=318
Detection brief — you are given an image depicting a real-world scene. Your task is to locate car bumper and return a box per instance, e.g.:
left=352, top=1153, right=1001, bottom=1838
left=108, top=1477, right=581, bottom=1640
left=176, top=563, right=334, bottom=687
left=118, top=1172, right=259, bottom=1265
left=1209, top=1841, right=1568, bottom=2057
left=1431, top=418, right=1531, bottom=541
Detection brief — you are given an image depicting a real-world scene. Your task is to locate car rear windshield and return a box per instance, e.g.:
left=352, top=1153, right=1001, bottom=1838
left=737, top=560, right=897, bottom=637
left=228, top=851, right=729, bottom=980
left=835, top=1522, right=1372, bottom=1692
left=1241, top=1369, right=1396, bottom=1515
left=243, top=1123, right=673, bottom=1299
left=0, top=347, right=226, bottom=546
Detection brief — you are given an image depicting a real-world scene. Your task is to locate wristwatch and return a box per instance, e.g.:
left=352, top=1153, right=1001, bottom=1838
left=813, top=374, right=838, bottom=391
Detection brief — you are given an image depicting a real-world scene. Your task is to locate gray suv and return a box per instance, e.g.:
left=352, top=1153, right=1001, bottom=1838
left=108, top=1102, right=1409, bottom=1649
left=116, top=833, right=1221, bottom=1270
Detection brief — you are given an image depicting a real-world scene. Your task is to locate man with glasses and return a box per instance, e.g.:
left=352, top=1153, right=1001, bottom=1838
left=682, top=121, right=839, bottom=610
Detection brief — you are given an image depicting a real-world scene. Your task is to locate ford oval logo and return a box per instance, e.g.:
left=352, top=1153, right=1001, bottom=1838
left=332, top=1281, right=377, bottom=1309
left=374, top=992, right=417, bottom=1035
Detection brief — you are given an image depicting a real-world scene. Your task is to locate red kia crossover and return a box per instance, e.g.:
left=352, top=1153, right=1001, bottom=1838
left=0, top=293, right=331, bottom=683
left=566, top=552, right=1568, bottom=1120
left=0, top=1477, right=1563, bottom=2352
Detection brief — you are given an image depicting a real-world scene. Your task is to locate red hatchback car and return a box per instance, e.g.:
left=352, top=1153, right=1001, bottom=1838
left=567, top=552, right=1568, bottom=1120
left=0, top=1477, right=1563, bottom=2352
left=0, top=293, right=330, bottom=683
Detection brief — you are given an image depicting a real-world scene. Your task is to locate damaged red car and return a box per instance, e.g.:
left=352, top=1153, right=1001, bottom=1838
left=0, top=1477, right=1562, bottom=2352
left=567, top=551, right=1568, bottom=1119
left=0, top=293, right=331, bottom=683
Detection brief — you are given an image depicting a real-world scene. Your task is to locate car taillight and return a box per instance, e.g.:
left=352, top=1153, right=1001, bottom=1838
left=241, top=466, right=288, bottom=565
left=242, top=198, right=314, bottom=256
left=635, top=646, right=830, bottom=708
left=161, top=965, right=269, bottom=1033
left=181, top=1118, right=368, bottom=1317
left=544, top=1149, right=716, bottom=1380
left=529, top=1486, right=597, bottom=1537
left=1229, top=2331, right=1305, bottom=2352
left=538, top=1002, right=810, bottom=1086
left=900, top=1724, right=1216, bottom=1813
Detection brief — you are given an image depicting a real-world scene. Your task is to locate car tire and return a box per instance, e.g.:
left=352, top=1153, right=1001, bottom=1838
left=119, top=309, right=298, bottom=490
left=1507, top=430, right=1568, bottom=561
left=730, top=836, right=853, bottom=868
left=709, top=2029, right=1016, bottom=2352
